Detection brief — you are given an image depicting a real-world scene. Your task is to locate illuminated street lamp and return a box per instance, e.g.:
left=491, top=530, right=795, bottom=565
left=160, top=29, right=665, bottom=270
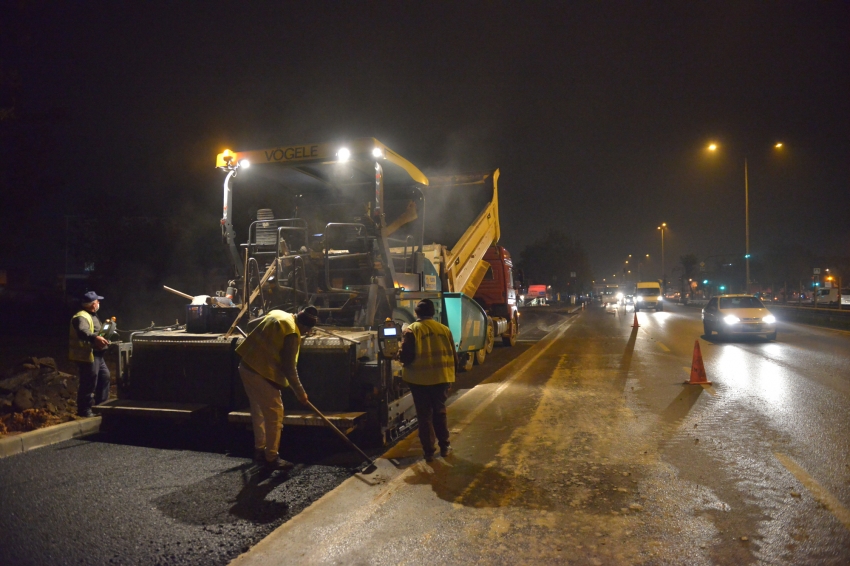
left=707, top=142, right=783, bottom=292
left=657, top=223, right=667, bottom=293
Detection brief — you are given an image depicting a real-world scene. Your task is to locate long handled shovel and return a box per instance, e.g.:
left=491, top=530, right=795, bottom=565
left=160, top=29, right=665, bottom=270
left=305, top=400, right=377, bottom=474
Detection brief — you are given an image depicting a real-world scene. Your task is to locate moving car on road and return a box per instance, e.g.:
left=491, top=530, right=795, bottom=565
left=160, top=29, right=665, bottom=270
left=634, top=281, right=663, bottom=312
left=702, top=294, right=777, bottom=340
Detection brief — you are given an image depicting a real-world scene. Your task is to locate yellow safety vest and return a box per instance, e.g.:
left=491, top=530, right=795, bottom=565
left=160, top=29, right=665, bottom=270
left=402, top=319, right=456, bottom=386
left=235, top=310, right=301, bottom=388
left=69, top=310, right=95, bottom=363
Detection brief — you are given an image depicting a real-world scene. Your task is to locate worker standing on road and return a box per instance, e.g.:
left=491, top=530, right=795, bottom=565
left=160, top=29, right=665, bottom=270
left=235, top=306, right=318, bottom=471
left=69, top=291, right=111, bottom=418
left=399, top=299, right=458, bottom=462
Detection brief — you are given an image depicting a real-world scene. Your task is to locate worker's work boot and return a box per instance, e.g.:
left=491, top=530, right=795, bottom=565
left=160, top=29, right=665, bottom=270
left=424, top=452, right=435, bottom=463
left=253, top=448, right=265, bottom=463
left=265, top=457, right=295, bottom=472
left=440, top=444, right=452, bottom=458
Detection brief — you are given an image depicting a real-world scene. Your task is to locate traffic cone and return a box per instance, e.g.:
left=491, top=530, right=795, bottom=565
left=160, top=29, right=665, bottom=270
left=685, top=340, right=712, bottom=385
left=632, top=313, right=640, bottom=328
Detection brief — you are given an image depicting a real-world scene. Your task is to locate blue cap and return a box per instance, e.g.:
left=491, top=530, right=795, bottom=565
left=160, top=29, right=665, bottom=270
left=82, top=291, right=104, bottom=304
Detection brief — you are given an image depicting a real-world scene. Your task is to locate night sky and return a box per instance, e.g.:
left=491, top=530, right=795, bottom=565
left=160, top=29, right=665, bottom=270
left=3, top=1, right=848, bottom=289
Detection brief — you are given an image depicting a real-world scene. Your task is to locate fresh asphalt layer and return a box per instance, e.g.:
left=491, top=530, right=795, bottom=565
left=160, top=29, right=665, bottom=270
left=0, top=307, right=573, bottom=566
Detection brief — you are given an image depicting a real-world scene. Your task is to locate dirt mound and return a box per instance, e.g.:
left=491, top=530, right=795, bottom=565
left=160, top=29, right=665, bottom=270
left=0, top=357, right=81, bottom=436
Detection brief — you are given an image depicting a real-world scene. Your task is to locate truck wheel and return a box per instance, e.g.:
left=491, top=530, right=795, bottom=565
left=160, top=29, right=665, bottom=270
left=458, top=353, right=474, bottom=372
left=634, top=306, right=640, bottom=312
left=703, top=322, right=712, bottom=336
left=502, top=316, right=518, bottom=347
left=474, top=347, right=486, bottom=365
left=767, top=331, right=777, bottom=341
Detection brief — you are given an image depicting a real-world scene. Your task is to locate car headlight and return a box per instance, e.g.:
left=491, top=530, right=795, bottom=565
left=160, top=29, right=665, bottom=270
left=763, top=315, right=776, bottom=324
left=723, top=315, right=740, bottom=325
left=636, top=296, right=644, bottom=301
left=616, top=293, right=623, bottom=299
left=656, top=296, right=662, bottom=301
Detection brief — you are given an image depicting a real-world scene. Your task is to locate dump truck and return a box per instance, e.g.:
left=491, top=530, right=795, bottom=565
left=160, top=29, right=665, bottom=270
left=96, top=138, right=516, bottom=443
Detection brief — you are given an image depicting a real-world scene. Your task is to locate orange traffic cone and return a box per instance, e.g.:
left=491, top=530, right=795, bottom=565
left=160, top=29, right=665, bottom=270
left=685, top=340, right=712, bottom=385
left=632, top=313, right=640, bottom=328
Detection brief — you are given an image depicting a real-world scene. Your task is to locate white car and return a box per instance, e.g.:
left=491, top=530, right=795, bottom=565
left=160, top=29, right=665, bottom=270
left=702, top=294, right=777, bottom=340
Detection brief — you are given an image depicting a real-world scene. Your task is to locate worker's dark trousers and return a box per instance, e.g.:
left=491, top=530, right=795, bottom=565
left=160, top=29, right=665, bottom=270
left=76, top=356, right=110, bottom=414
left=408, top=382, right=451, bottom=456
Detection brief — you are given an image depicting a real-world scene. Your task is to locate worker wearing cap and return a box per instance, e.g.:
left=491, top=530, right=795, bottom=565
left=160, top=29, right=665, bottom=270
left=236, top=306, right=317, bottom=471
left=69, top=291, right=111, bottom=418
left=399, top=299, right=458, bottom=462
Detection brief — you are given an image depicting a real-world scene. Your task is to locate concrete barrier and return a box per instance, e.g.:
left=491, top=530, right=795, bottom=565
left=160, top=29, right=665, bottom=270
left=769, top=305, right=850, bottom=331
left=680, top=300, right=850, bottom=331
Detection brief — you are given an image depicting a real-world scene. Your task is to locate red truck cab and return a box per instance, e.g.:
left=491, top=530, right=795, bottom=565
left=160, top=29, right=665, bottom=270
left=474, top=245, right=519, bottom=346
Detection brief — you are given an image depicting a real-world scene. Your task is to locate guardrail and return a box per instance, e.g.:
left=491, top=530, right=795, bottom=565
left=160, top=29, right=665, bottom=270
left=680, top=299, right=850, bottom=331
left=768, top=305, right=850, bottom=331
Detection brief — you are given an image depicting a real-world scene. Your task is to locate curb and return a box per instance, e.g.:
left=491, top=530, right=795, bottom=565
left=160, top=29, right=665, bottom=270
left=0, top=416, right=102, bottom=459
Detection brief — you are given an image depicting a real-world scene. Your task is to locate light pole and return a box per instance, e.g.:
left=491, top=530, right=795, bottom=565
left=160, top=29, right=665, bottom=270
left=657, top=223, right=666, bottom=293
left=707, top=142, right=782, bottom=293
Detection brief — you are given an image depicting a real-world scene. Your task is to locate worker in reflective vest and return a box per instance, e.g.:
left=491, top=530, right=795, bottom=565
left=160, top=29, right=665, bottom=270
left=399, top=299, right=458, bottom=462
left=68, top=291, right=111, bottom=417
left=236, top=306, right=317, bottom=471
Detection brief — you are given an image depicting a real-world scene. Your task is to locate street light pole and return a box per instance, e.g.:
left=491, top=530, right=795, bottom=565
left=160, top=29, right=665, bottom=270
left=708, top=142, right=783, bottom=294
left=744, top=158, right=750, bottom=293
left=657, top=223, right=667, bottom=293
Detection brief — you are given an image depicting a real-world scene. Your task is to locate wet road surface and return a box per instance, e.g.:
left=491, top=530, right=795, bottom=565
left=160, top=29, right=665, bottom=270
left=232, top=303, right=850, bottom=565
left=0, top=309, right=563, bottom=565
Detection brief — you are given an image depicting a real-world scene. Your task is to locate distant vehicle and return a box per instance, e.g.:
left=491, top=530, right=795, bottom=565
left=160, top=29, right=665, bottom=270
left=814, top=287, right=850, bottom=306
left=600, top=285, right=621, bottom=307
left=525, top=284, right=550, bottom=305
left=634, top=281, right=663, bottom=312
left=702, top=294, right=777, bottom=340
left=624, top=295, right=634, bottom=306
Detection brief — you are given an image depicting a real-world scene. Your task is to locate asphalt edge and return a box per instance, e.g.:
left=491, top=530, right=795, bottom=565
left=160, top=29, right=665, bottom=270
left=0, top=416, right=102, bottom=459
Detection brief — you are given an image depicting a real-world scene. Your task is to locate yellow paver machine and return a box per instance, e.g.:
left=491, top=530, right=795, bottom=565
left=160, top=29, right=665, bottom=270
left=97, top=139, right=516, bottom=444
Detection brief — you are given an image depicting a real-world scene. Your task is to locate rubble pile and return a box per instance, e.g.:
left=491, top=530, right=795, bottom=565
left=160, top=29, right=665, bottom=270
left=0, top=357, right=79, bottom=436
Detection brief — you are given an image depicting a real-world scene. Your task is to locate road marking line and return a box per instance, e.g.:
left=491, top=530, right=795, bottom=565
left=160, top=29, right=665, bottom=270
left=774, top=452, right=850, bottom=531
left=657, top=342, right=671, bottom=352
left=452, top=316, right=575, bottom=433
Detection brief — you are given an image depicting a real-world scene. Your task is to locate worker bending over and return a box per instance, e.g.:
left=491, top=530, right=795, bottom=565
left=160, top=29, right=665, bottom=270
left=399, top=299, right=458, bottom=462
left=236, top=306, right=318, bottom=470
left=69, top=291, right=111, bottom=418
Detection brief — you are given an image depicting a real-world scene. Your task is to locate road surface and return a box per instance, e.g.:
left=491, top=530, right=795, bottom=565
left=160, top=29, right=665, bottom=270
left=233, top=302, right=850, bottom=565
left=2, top=304, right=848, bottom=564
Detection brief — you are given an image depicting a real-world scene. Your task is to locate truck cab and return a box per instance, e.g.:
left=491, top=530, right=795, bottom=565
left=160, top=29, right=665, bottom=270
left=474, top=246, right=519, bottom=346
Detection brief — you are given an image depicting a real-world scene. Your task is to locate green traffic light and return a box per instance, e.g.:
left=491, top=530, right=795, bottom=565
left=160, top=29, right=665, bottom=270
left=703, top=280, right=709, bottom=285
